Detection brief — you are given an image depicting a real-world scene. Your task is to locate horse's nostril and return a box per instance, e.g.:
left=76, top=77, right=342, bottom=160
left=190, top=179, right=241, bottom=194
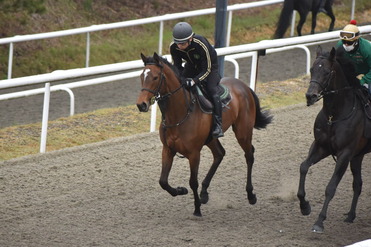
left=137, top=102, right=148, bottom=112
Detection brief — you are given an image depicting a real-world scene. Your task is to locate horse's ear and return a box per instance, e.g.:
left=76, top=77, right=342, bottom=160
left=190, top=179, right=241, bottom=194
left=153, top=52, right=159, bottom=61
left=316, top=45, right=322, bottom=58
left=329, top=47, right=336, bottom=61
left=153, top=52, right=163, bottom=67
left=140, top=53, right=147, bottom=64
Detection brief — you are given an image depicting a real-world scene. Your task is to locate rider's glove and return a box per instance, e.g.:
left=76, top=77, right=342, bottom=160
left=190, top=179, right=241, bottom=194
left=185, top=78, right=195, bottom=89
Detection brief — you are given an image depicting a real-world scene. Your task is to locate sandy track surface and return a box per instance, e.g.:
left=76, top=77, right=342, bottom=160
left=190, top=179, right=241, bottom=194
left=1, top=103, right=371, bottom=247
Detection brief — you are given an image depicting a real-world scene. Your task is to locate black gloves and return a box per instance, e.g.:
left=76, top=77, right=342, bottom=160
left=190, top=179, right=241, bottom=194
left=185, top=78, right=195, bottom=89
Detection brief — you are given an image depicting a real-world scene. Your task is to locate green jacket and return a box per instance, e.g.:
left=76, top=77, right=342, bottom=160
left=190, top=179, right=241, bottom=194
left=336, top=37, right=371, bottom=85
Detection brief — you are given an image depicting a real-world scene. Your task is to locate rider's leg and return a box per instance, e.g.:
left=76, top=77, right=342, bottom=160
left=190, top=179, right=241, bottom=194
left=211, top=94, right=224, bottom=138
left=206, top=69, right=224, bottom=138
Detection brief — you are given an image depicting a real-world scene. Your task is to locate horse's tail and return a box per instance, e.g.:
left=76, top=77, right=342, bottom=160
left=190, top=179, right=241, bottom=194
left=273, top=0, right=294, bottom=39
left=250, top=88, right=273, bottom=129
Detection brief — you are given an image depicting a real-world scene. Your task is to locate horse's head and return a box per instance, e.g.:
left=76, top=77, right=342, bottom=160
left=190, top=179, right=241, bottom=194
left=306, top=46, right=337, bottom=106
left=137, top=52, right=184, bottom=112
left=136, top=52, right=166, bottom=112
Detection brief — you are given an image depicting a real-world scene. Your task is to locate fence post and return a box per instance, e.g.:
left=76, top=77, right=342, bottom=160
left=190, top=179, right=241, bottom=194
left=158, top=21, right=164, bottom=55
left=7, top=43, right=14, bottom=79
left=40, top=83, right=51, bottom=153
left=86, top=32, right=90, bottom=67
left=215, top=0, right=228, bottom=77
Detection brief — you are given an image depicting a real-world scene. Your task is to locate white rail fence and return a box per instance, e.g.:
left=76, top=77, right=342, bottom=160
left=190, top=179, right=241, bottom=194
left=1, top=0, right=285, bottom=79
left=2, top=25, right=371, bottom=153
left=1, top=0, right=356, bottom=79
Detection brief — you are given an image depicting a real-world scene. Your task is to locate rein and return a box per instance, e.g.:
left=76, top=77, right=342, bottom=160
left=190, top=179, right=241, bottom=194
left=141, top=62, right=193, bottom=129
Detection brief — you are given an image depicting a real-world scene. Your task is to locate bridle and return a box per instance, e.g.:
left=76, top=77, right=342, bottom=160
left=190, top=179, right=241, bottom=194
left=140, top=62, right=193, bottom=128
left=309, top=56, right=353, bottom=102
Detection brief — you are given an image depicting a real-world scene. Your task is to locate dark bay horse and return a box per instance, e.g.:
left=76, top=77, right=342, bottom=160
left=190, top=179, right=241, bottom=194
left=136, top=52, right=272, bottom=216
left=273, top=0, right=335, bottom=38
left=298, top=46, right=371, bottom=232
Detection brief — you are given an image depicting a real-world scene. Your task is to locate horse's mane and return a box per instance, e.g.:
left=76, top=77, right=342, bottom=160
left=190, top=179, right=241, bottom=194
left=146, top=55, right=182, bottom=82
left=334, top=47, right=360, bottom=88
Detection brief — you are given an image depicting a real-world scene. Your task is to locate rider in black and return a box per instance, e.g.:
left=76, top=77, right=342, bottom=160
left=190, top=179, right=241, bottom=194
left=170, top=22, right=223, bottom=138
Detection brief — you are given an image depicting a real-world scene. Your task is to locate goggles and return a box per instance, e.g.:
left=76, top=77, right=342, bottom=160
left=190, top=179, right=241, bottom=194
left=339, top=31, right=359, bottom=40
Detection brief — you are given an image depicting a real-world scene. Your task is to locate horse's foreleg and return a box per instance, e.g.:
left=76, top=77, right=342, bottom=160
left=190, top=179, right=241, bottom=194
left=189, top=153, right=202, bottom=216
left=345, top=155, right=363, bottom=223
left=296, top=12, right=308, bottom=36
left=159, top=147, right=188, bottom=197
left=200, top=140, right=225, bottom=204
left=325, top=8, right=336, bottom=31
left=312, top=155, right=350, bottom=233
left=298, top=142, right=329, bottom=217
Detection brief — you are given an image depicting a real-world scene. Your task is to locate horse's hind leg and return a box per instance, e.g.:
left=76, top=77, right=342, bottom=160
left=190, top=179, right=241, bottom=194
left=233, top=126, right=256, bottom=204
left=245, top=144, right=256, bottom=204
left=297, top=12, right=308, bottom=36
left=325, top=7, right=336, bottom=31
left=200, top=139, right=226, bottom=204
left=345, top=155, right=364, bottom=223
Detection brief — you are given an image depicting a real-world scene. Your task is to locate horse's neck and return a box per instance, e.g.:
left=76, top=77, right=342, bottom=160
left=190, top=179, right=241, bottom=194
left=323, top=77, right=355, bottom=116
left=162, top=69, right=191, bottom=123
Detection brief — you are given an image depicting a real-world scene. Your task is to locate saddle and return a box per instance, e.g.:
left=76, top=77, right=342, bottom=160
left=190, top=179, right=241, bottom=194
left=191, top=84, right=232, bottom=114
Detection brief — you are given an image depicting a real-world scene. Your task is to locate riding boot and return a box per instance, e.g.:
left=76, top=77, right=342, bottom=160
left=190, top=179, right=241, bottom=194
left=211, top=95, right=224, bottom=138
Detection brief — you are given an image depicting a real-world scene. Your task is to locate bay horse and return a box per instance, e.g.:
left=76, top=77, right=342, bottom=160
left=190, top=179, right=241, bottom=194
left=273, top=0, right=335, bottom=38
left=298, top=46, right=371, bottom=233
left=136, top=52, right=272, bottom=216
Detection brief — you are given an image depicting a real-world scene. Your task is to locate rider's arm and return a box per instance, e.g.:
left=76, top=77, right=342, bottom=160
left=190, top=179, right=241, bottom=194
left=192, top=37, right=212, bottom=84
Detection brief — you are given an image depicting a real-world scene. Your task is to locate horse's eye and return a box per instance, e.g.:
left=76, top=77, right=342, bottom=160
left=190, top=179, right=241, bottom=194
left=153, top=76, right=158, bottom=80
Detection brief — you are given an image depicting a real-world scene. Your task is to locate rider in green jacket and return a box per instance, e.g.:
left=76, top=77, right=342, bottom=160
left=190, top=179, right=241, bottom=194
left=336, top=20, right=371, bottom=89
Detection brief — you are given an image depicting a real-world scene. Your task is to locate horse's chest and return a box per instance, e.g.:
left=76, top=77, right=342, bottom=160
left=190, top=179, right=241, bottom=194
left=314, top=122, right=361, bottom=149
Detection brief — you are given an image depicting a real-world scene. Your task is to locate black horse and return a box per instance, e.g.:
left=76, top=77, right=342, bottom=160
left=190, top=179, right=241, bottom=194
left=298, top=46, right=371, bottom=233
left=273, top=0, right=335, bottom=38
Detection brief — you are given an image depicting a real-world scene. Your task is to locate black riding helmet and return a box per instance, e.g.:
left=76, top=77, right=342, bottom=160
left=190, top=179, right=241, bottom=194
left=172, top=22, right=194, bottom=44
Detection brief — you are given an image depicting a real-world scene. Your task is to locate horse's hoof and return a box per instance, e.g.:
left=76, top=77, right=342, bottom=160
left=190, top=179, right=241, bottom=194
left=344, top=213, right=355, bottom=223
left=300, top=202, right=311, bottom=216
left=200, top=191, right=209, bottom=204
left=193, top=211, right=202, bottom=217
left=311, top=224, right=324, bottom=233
left=176, top=187, right=188, bottom=195
left=248, top=194, right=257, bottom=205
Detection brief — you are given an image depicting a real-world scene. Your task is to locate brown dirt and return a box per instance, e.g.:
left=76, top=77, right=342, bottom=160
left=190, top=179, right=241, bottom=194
left=1, top=103, right=371, bottom=246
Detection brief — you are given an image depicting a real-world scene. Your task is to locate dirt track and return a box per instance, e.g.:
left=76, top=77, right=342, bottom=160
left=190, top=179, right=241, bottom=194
left=1, top=103, right=371, bottom=247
